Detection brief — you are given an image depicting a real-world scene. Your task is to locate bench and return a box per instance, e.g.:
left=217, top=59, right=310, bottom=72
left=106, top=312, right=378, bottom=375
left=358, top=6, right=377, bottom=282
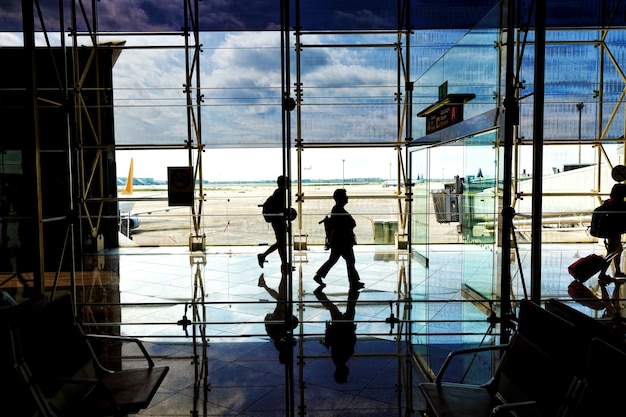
left=568, top=337, right=626, bottom=416
left=0, top=293, right=48, bottom=417
left=419, top=300, right=581, bottom=417
left=3, top=293, right=169, bottom=417
left=545, top=297, right=625, bottom=349
left=419, top=298, right=626, bottom=417
left=419, top=332, right=576, bottom=417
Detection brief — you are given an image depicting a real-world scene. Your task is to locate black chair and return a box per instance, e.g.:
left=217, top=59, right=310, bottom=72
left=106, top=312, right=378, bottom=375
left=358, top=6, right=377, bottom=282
left=0, top=294, right=48, bottom=417
left=16, top=293, right=169, bottom=417
left=419, top=330, right=576, bottom=417
left=516, top=299, right=584, bottom=375
left=562, top=337, right=626, bottom=417
left=545, top=298, right=625, bottom=349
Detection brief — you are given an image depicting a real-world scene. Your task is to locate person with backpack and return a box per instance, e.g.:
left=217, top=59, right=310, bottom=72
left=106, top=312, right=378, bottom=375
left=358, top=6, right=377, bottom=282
left=604, top=183, right=626, bottom=277
left=258, top=175, right=293, bottom=269
left=313, top=189, right=364, bottom=289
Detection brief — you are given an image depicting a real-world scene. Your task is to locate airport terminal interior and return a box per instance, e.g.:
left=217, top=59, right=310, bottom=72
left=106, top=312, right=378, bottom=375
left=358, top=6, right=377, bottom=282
left=2, top=1, right=626, bottom=416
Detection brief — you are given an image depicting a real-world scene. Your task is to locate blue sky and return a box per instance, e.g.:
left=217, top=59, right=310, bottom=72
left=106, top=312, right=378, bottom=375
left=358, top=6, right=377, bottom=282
left=2, top=23, right=626, bottom=182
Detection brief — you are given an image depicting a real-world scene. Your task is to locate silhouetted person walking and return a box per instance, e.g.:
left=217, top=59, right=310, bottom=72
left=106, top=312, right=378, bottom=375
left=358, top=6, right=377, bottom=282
left=259, top=272, right=297, bottom=363
left=314, top=285, right=359, bottom=383
left=259, top=175, right=291, bottom=269
left=313, top=189, right=364, bottom=289
left=605, top=183, right=626, bottom=277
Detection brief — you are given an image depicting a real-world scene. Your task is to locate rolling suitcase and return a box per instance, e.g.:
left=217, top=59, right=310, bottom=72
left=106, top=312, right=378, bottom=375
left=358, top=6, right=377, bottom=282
left=567, top=280, right=608, bottom=310
left=567, top=254, right=607, bottom=283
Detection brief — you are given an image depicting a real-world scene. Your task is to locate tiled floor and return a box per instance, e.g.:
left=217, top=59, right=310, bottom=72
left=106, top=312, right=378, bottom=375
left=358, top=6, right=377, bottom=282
left=77, top=245, right=427, bottom=416
left=5, top=241, right=620, bottom=416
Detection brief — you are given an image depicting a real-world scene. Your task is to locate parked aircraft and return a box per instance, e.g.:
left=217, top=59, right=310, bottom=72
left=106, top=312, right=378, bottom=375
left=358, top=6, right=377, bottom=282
left=119, top=159, right=140, bottom=232
left=437, top=164, right=620, bottom=243
left=118, top=158, right=190, bottom=236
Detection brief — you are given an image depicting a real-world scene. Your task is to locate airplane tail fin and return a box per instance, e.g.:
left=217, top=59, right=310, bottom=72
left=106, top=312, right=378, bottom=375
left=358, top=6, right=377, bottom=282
left=122, top=158, right=134, bottom=195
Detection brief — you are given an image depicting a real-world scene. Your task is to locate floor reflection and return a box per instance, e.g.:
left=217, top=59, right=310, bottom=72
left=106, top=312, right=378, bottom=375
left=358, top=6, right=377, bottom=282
left=71, top=245, right=420, bottom=416
left=1, top=241, right=601, bottom=415
left=314, top=285, right=359, bottom=384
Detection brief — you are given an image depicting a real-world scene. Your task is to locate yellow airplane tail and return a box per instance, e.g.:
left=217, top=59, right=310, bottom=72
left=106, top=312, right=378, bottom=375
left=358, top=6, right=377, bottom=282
left=121, top=158, right=134, bottom=195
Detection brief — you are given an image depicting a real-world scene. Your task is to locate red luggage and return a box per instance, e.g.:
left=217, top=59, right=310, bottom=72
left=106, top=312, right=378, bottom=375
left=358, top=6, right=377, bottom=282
left=567, top=281, right=607, bottom=310
left=567, top=254, right=607, bottom=283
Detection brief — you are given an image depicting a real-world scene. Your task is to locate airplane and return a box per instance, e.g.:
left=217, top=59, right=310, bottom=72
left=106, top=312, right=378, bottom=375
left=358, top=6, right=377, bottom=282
left=118, top=158, right=189, bottom=236
left=436, top=163, right=621, bottom=243
left=118, top=159, right=140, bottom=233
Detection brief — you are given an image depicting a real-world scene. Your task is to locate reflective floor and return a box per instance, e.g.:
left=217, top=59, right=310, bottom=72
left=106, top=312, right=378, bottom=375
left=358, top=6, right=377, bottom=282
left=78, top=245, right=425, bottom=416
left=2, top=241, right=617, bottom=416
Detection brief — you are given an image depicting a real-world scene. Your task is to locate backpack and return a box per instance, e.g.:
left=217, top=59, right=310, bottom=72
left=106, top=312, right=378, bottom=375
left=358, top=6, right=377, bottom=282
left=319, top=216, right=332, bottom=250
left=262, top=193, right=281, bottom=222
left=589, top=199, right=626, bottom=238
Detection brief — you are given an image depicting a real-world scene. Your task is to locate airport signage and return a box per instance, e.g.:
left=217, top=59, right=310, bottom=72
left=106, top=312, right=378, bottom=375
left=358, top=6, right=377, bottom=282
left=425, top=104, right=463, bottom=134
left=167, top=166, right=194, bottom=206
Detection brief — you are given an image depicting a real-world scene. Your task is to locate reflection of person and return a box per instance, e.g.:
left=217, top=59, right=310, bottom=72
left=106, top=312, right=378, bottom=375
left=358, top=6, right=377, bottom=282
left=259, top=272, right=297, bottom=363
left=605, top=184, right=626, bottom=277
left=313, top=189, right=364, bottom=289
left=258, top=175, right=289, bottom=269
left=315, top=285, right=359, bottom=384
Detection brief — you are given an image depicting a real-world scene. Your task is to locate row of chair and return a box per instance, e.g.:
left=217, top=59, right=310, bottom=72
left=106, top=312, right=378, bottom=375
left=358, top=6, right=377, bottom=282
left=419, top=298, right=626, bottom=417
left=0, top=293, right=169, bottom=417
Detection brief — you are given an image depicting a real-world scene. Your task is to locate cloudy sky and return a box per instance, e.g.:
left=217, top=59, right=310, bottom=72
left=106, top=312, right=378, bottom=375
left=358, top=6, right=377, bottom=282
left=2, top=6, right=626, bottom=182
left=109, top=30, right=404, bottom=181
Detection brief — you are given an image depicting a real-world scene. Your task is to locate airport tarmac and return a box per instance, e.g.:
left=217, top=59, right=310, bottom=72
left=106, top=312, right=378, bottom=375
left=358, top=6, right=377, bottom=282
left=122, top=182, right=420, bottom=247
left=121, top=181, right=594, bottom=248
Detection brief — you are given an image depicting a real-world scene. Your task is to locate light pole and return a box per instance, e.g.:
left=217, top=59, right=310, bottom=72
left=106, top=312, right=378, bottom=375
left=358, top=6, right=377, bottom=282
left=576, top=102, right=584, bottom=164
left=342, top=159, right=345, bottom=188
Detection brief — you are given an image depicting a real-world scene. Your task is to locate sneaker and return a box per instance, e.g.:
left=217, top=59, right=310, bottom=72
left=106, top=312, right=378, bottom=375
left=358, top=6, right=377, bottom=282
left=313, top=276, right=326, bottom=288
left=352, top=281, right=365, bottom=289
left=257, top=254, right=265, bottom=268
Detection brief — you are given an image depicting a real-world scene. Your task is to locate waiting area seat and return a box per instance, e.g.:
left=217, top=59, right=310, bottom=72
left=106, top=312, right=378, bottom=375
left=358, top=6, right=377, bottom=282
left=418, top=299, right=626, bottom=417
left=1, top=293, right=169, bottom=417
left=0, top=293, right=49, bottom=417
left=545, top=297, right=625, bottom=349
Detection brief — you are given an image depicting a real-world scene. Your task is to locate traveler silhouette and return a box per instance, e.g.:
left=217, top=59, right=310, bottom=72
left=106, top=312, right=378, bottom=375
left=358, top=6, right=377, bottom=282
left=605, top=183, right=626, bottom=277
left=258, top=175, right=295, bottom=269
left=314, top=285, right=360, bottom=384
left=313, top=189, right=364, bottom=289
left=259, top=272, right=297, bottom=363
